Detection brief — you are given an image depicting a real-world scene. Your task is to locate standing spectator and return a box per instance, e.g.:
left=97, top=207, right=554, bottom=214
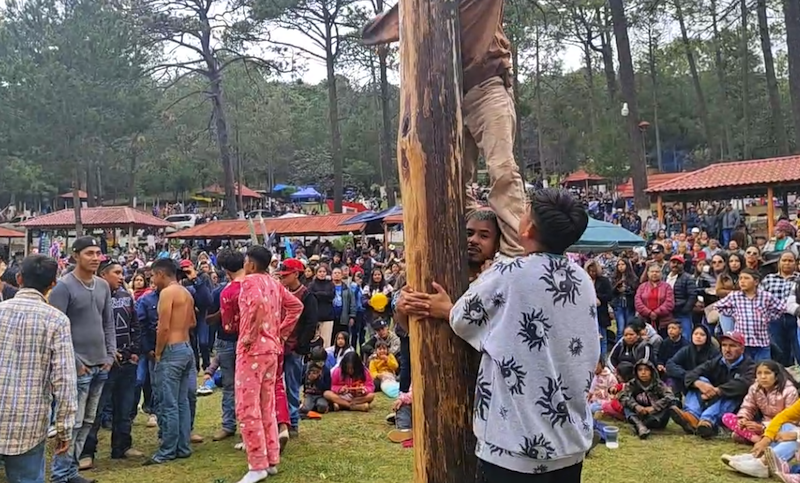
left=665, top=255, right=697, bottom=338
left=722, top=204, right=740, bottom=247
left=611, top=258, right=639, bottom=343
left=585, top=260, right=613, bottom=357
left=49, top=237, right=115, bottom=483
left=0, top=255, right=77, bottom=483
left=635, top=263, right=675, bottom=333
left=308, top=265, right=335, bottom=347
left=760, top=251, right=800, bottom=366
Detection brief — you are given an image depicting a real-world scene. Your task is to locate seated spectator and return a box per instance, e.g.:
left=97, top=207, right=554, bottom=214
left=619, top=360, right=678, bottom=439
left=369, top=341, right=399, bottom=397
left=301, top=362, right=331, bottom=415
left=324, top=352, right=375, bottom=411
left=656, top=321, right=688, bottom=386
left=309, top=346, right=335, bottom=372
left=671, top=331, right=755, bottom=438
left=609, top=324, right=652, bottom=375
left=598, top=364, right=635, bottom=421
left=362, top=318, right=401, bottom=360
left=325, top=331, right=354, bottom=367
left=387, top=386, right=413, bottom=446
left=304, top=326, right=325, bottom=364
left=588, top=356, right=618, bottom=415
left=665, top=325, right=719, bottom=395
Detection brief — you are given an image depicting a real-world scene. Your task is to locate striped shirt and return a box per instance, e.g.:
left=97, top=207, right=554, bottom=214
left=716, top=289, right=787, bottom=348
left=0, top=289, right=77, bottom=455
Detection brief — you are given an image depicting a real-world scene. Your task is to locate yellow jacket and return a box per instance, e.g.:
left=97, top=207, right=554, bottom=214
left=765, top=398, right=800, bottom=440
left=369, top=354, right=398, bottom=379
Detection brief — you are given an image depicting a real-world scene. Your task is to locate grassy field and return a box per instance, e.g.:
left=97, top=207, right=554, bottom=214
left=77, top=390, right=758, bottom=483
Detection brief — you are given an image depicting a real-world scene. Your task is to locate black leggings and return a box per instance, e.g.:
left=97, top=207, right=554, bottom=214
left=479, top=460, right=582, bottom=483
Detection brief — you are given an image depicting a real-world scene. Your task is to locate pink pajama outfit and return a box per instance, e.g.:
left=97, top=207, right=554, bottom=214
left=721, top=413, right=762, bottom=442
left=236, top=273, right=303, bottom=471
left=275, top=354, right=290, bottom=426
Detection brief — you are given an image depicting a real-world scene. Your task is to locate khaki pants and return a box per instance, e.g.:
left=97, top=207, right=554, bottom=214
left=463, top=76, right=526, bottom=257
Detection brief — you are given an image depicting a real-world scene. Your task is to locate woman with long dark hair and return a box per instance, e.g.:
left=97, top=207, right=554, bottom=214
left=611, top=258, right=639, bottom=343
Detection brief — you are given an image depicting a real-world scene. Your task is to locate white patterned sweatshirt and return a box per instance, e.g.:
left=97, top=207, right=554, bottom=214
left=450, top=253, right=601, bottom=474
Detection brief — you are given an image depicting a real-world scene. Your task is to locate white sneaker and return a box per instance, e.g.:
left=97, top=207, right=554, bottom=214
left=730, top=457, right=769, bottom=478
left=235, top=470, right=269, bottom=483
left=234, top=442, right=246, bottom=451
left=47, top=426, right=57, bottom=439
left=267, top=467, right=278, bottom=476
left=721, top=453, right=755, bottom=466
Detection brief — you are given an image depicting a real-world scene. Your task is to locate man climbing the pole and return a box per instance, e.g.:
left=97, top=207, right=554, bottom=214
left=362, top=2, right=526, bottom=257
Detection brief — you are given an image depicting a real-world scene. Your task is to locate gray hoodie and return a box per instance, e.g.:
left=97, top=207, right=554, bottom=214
left=450, top=254, right=600, bottom=474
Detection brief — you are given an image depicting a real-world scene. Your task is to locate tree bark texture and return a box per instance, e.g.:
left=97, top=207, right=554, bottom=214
left=608, top=0, right=648, bottom=209
left=326, top=29, right=344, bottom=213
left=209, top=73, right=237, bottom=218
left=758, top=0, right=790, bottom=155
left=396, top=0, right=476, bottom=480
left=784, top=0, right=800, bottom=151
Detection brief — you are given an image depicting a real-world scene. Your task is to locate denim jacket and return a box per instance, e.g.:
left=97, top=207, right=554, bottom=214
left=135, top=290, right=160, bottom=355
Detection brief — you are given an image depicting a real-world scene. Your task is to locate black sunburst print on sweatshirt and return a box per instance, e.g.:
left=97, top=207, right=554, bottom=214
left=462, top=294, right=489, bottom=326
left=494, top=257, right=524, bottom=274
left=536, top=375, right=574, bottom=428
left=486, top=442, right=515, bottom=457
left=519, top=434, right=556, bottom=460
left=474, top=367, right=492, bottom=421
left=518, top=307, right=552, bottom=351
left=540, top=256, right=582, bottom=306
left=497, top=356, right=527, bottom=395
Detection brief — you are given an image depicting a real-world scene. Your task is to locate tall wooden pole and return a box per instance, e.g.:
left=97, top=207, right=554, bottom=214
left=396, top=0, right=476, bottom=481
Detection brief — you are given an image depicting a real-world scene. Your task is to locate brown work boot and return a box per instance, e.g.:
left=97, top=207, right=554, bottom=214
left=190, top=434, right=204, bottom=444
left=670, top=407, right=699, bottom=434
left=212, top=429, right=234, bottom=442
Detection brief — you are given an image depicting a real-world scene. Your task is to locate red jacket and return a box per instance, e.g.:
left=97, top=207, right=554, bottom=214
left=634, top=281, right=675, bottom=329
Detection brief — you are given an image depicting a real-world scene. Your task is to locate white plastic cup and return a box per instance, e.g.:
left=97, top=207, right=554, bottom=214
left=603, top=426, right=620, bottom=449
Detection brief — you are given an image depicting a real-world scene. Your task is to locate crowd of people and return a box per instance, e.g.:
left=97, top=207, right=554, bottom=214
left=4, top=182, right=800, bottom=483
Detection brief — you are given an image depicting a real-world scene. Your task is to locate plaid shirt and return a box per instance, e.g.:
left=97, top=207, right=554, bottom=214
left=0, top=289, right=77, bottom=455
left=761, top=273, right=800, bottom=301
left=716, top=289, right=787, bottom=348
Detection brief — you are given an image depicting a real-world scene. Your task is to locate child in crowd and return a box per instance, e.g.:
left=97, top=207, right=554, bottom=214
left=324, top=352, right=375, bottom=411
left=326, top=331, right=354, bottom=367
left=656, top=321, right=688, bottom=387
left=305, top=325, right=325, bottom=364
left=619, top=360, right=677, bottom=439
left=387, top=386, right=413, bottom=446
left=588, top=355, right=618, bottom=414
left=310, top=345, right=335, bottom=371
left=721, top=360, right=800, bottom=478
left=369, top=341, right=400, bottom=397
left=598, top=364, right=635, bottom=421
left=301, top=362, right=332, bottom=415
left=665, top=325, right=719, bottom=394
left=198, top=355, right=223, bottom=396
left=362, top=318, right=401, bottom=360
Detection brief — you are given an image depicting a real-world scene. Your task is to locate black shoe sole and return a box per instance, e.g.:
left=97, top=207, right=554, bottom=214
left=696, top=423, right=715, bottom=439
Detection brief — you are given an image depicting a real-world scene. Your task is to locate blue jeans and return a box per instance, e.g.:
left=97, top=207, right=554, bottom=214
left=745, top=346, right=771, bottom=362
left=2, top=441, right=45, bottom=483
left=684, top=377, right=739, bottom=428
left=215, top=339, right=237, bottom=433
left=195, top=320, right=211, bottom=369
left=770, top=314, right=800, bottom=367
left=51, top=366, right=108, bottom=483
left=772, top=423, right=800, bottom=461
left=133, top=357, right=153, bottom=419
left=613, top=306, right=634, bottom=342
left=284, top=351, right=304, bottom=430
left=82, top=363, right=138, bottom=459
left=152, top=343, right=193, bottom=462
left=719, top=314, right=735, bottom=333
left=722, top=228, right=733, bottom=247
left=674, top=314, right=693, bottom=340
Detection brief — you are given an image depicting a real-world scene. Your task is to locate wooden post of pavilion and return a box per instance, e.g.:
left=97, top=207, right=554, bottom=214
left=767, top=186, right=775, bottom=236
left=396, top=0, right=476, bottom=481
left=657, top=195, right=665, bottom=225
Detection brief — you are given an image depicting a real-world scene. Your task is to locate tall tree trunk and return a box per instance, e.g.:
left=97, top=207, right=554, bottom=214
left=128, top=140, right=138, bottom=207
left=675, top=0, right=717, bottom=162
left=378, top=45, right=396, bottom=206
left=85, top=162, right=96, bottom=207
left=598, top=7, right=617, bottom=102
left=784, top=0, right=800, bottom=150
left=758, top=0, right=790, bottom=155
left=608, top=0, right=648, bottom=209
left=583, top=42, right=597, bottom=138
left=711, top=0, right=735, bottom=159
left=209, top=72, right=237, bottom=218
left=325, top=27, right=343, bottom=213
left=648, top=24, right=663, bottom=171
left=740, top=0, right=751, bottom=159
left=73, top=166, right=83, bottom=236
left=535, top=25, right=546, bottom=180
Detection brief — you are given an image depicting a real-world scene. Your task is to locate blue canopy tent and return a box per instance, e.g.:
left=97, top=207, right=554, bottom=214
left=569, top=218, right=646, bottom=252
left=272, top=184, right=292, bottom=192
left=339, top=205, right=403, bottom=225
left=290, top=187, right=323, bottom=202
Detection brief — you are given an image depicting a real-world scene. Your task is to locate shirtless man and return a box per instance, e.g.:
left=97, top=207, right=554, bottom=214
left=145, top=259, right=196, bottom=465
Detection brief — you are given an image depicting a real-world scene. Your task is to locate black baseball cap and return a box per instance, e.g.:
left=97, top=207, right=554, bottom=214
left=72, top=237, right=99, bottom=254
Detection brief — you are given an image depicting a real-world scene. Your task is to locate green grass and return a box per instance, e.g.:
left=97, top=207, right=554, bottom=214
left=78, top=390, right=758, bottom=483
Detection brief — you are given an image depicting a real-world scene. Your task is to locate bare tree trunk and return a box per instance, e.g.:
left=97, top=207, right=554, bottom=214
left=128, top=136, right=138, bottom=207
left=209, top=72, right=237, bottom=218
left=535, top=25, right=545, bottom=180
left=85, top=162, right=96, bottom=208
left=675, top=0, right=717, bottom=162
left=740, top=0, right=751, bottom=159
left=73, top=166, right=83, bottom=236
left=783, top=0, right=800, bottom=150
left=599, top=7, right=617, bottom=102
left=378, top=45, right=397, bottom=206
left=648, top=24, right=663, bottom=171
left=710, top=0, right=735, bottom=159
left=325, top=23, right=343, bottom=213
left=608, top=0, right=648, bottom=209
left=583, top=42, right=597, bottom=137
left=758, top=0, right=790, bottom=155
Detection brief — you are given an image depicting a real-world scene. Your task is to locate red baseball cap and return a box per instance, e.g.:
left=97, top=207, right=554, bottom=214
left=276, top=258, right=304, bottom=276
left=670, top=255, right=685, bottom=264
left=719, top=331, right=745, bottom=346
left=179, top=260, right=193, bottom=269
